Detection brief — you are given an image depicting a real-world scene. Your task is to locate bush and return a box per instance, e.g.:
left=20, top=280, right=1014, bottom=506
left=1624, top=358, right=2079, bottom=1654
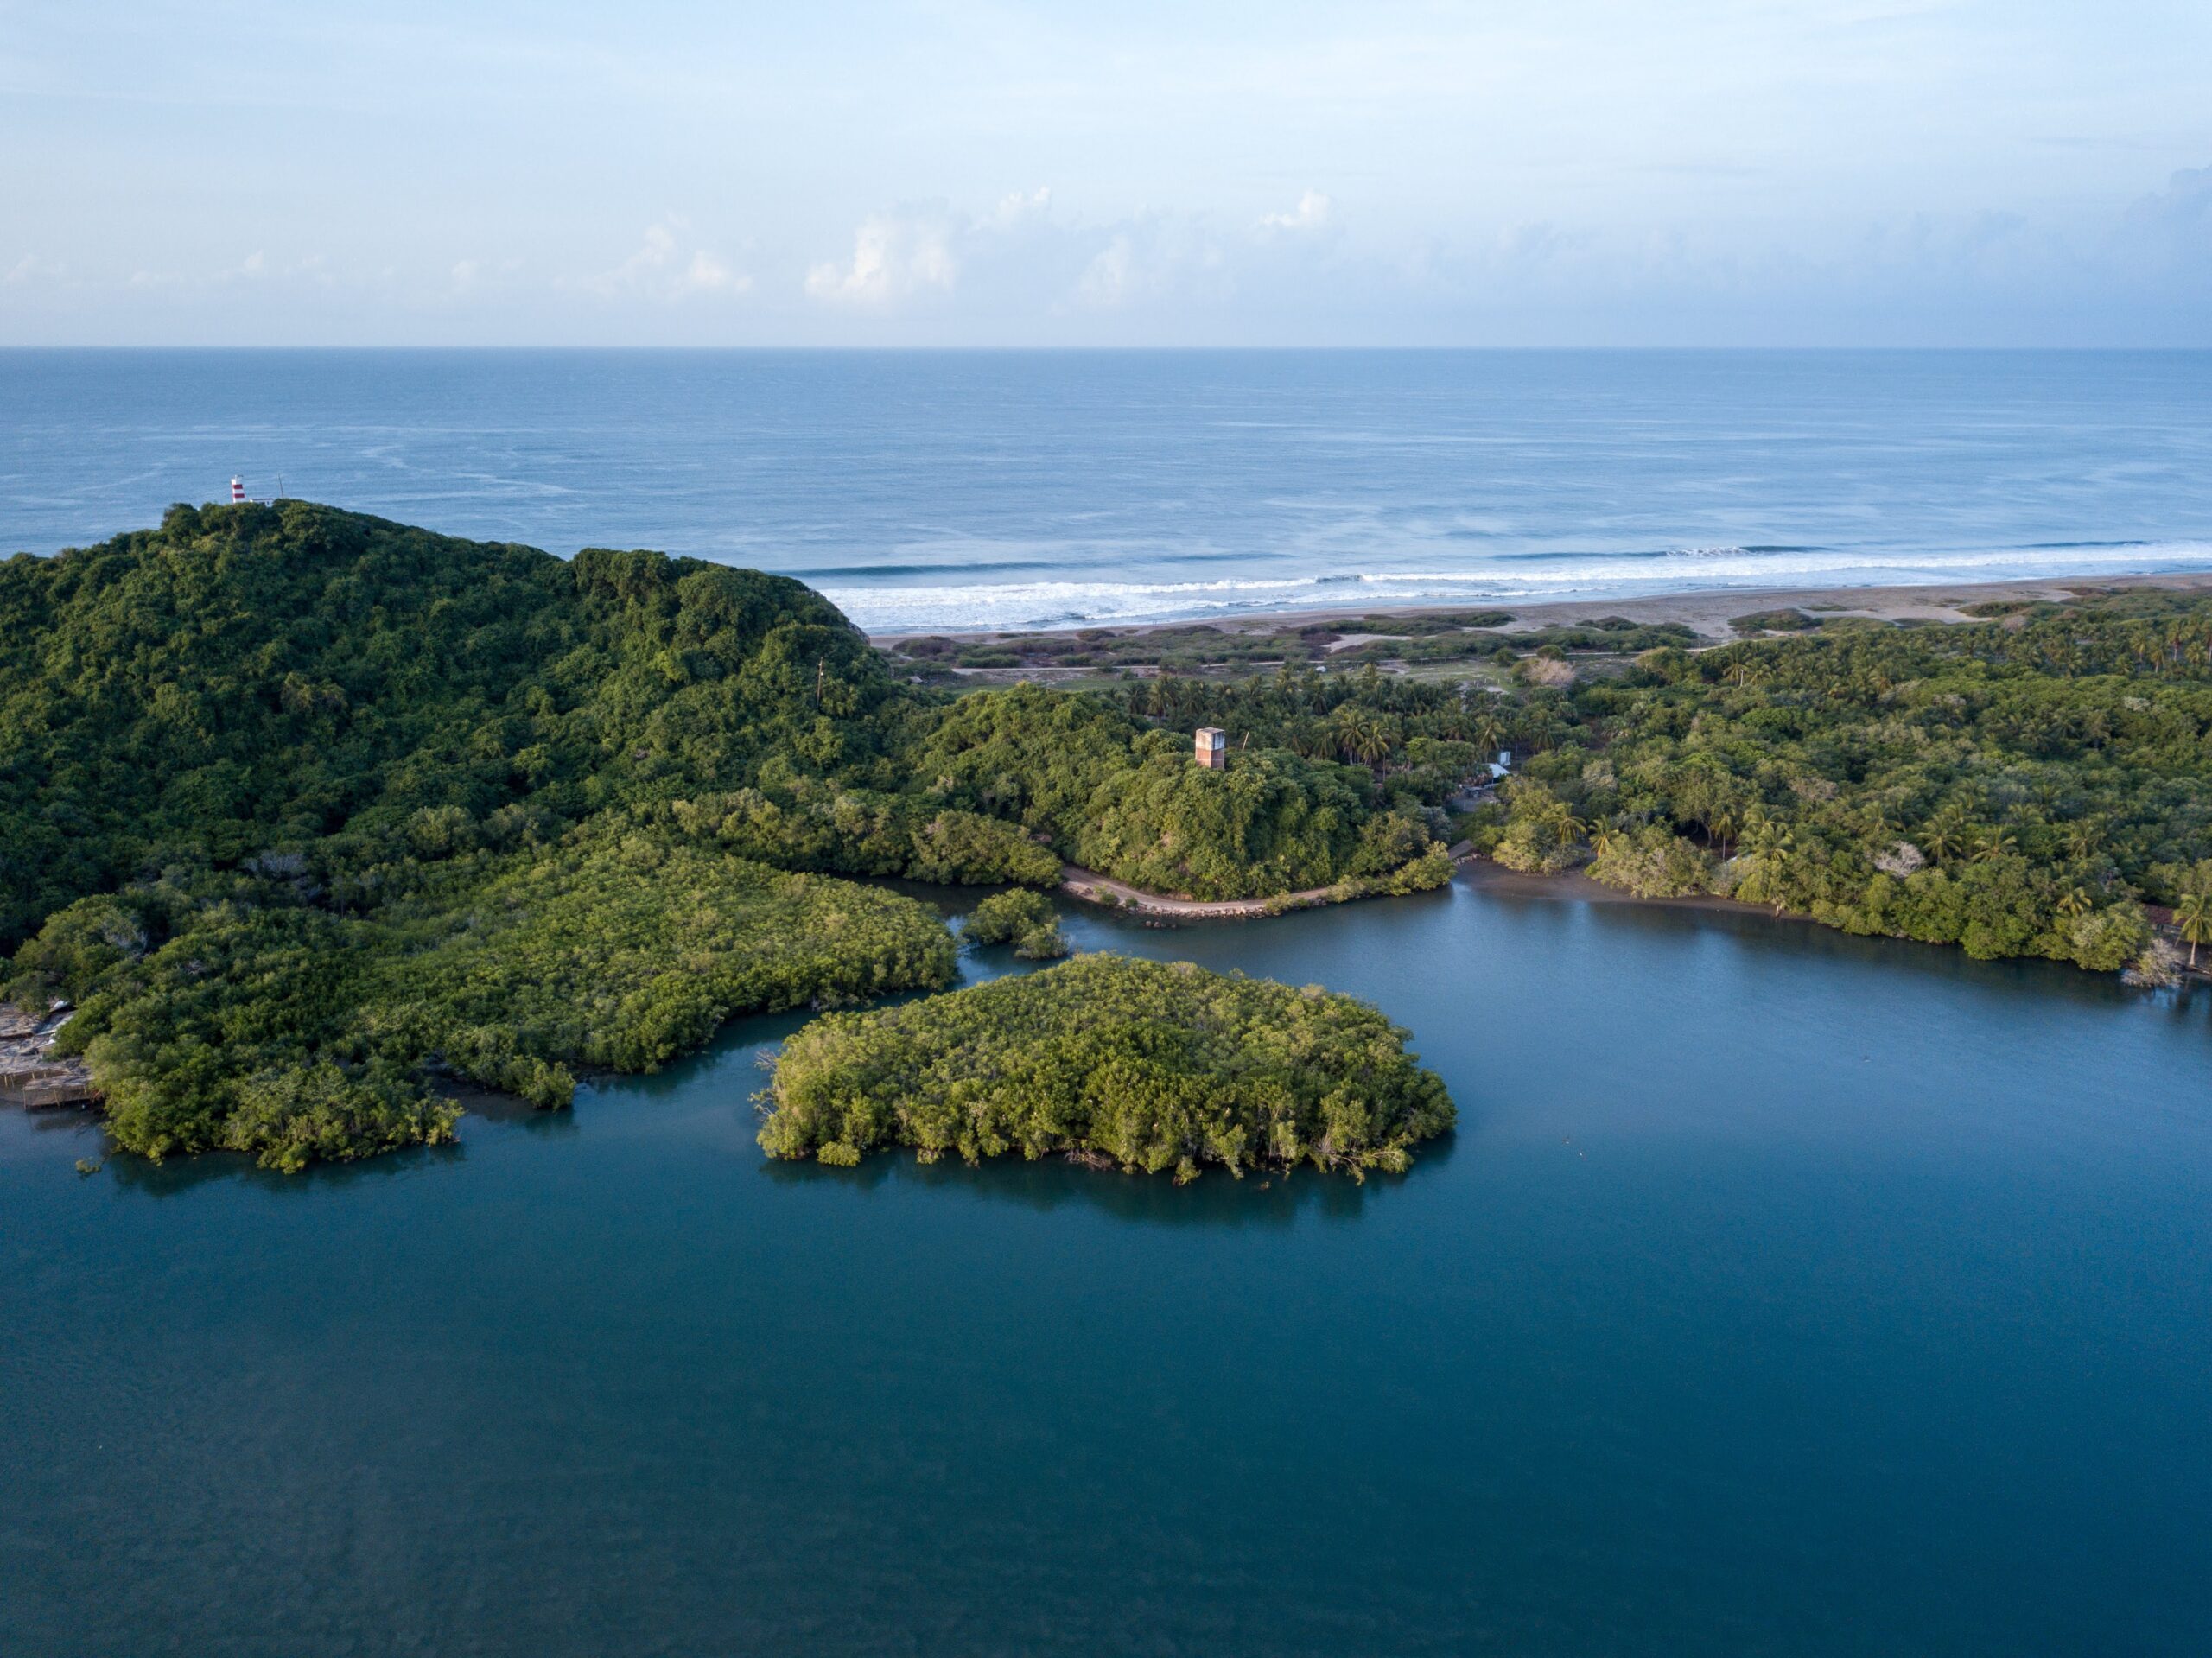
left=1587, top=827, right=1714, bottom=899
left=1729, top=608, right=1821, bottom=633
left=967, top=888, right=1069, bottom=957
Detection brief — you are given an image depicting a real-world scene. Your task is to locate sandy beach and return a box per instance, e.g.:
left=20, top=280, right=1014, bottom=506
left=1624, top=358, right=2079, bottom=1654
left=873, top=568, right=2212, bottom=647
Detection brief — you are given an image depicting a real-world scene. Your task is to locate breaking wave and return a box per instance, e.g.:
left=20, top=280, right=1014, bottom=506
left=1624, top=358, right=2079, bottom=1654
left=824, top=539, right=2212, bottom=633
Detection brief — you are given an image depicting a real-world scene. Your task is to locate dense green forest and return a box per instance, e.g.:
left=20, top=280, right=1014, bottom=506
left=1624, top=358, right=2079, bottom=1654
left=1498, top=600, right=2212, bottom=979
left=759, top=955, right=1455, bottom=1180
left=1124, top=597, right=2212, bottom=980
left=0, top=502, right=1444, bottom=944
left=0, top=504, right=1447, bottom=1166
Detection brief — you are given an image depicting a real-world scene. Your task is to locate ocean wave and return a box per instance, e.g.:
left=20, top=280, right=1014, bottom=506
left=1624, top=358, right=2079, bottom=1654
left=825, top=539, right=2212, bottom=633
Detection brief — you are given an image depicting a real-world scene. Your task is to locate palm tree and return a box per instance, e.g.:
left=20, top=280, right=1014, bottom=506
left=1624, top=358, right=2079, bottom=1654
left=1733, top=819, right=1795, bottom=911
left=1745, top=817, right=1795, bottom=860
left=1708, top=805, right=1739, bottom=861
left=1325, top=707, right=1369, bottom=765
left=1973, top=828, right=2019, bottom=863
left=2176, top=892, right=2212, bottom=970
left=2056, top=886, right=2093, bottom=920
left=1922, top=808, right=1968, bottom=865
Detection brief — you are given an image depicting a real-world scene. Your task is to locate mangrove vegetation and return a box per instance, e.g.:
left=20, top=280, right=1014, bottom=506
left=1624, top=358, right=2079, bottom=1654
left=758, top=955, right=1456, bottom=1181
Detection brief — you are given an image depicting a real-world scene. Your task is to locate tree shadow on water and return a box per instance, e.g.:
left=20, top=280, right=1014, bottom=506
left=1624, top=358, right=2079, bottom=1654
left=98, top=1134, right=467, bottom=1200
left=21, top=1102, right=103, bottom=1138
left=448, top=1082, right=581, bottom=1139
left=757, top=1129, right=1462, bottom=1229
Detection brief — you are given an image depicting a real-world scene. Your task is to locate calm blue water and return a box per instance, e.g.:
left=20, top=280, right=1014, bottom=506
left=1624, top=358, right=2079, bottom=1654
left=5, top=348, right=2211, bottom=631
left=3, top=876, right=2208, bottom=1656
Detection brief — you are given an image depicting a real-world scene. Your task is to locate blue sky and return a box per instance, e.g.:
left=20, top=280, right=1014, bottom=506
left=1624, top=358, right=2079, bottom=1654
left=3, top=1, right=2207, bottom=345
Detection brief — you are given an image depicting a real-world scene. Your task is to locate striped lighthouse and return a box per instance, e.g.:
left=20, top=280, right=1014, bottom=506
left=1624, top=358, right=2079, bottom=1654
left=230, top=476, right=246, bottom=504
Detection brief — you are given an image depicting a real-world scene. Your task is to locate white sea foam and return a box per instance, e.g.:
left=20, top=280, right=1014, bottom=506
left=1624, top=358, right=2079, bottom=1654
left=828, top=540, right=2212, bottom=633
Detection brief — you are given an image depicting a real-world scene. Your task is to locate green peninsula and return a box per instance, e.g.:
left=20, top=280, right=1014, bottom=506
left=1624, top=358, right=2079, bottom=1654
left=21, top=838, right=953, bottom=1170
left=0, top=503, right=1449, bottom=1166
left=759, top=955, right=1455, bottom=1181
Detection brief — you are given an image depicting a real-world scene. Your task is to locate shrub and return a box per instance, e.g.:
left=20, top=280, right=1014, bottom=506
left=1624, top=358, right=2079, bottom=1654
left=1729, top=608, right=1821, bottom=633
left=967, top=888, right=1069, bottom=958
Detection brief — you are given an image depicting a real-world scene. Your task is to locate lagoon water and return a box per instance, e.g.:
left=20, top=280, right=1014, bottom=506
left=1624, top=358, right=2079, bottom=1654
left=4, top=876, right=2208, bottom=1656
left=6, top=348, right=2212, bottom=631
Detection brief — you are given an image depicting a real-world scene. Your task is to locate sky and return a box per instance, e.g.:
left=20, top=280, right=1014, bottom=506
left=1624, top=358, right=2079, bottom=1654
left=2, top=0, right=2208, bottom=346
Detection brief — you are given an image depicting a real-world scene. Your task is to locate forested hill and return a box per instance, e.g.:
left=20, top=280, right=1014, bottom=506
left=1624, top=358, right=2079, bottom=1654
left=0, top=500, right=899, bottom=946
left=3, top=502, right=1448, bottom=956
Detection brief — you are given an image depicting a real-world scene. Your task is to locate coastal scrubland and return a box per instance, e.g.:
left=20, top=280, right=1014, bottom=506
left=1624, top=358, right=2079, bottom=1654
left=892, top=611, right=1700, bottom=681
left=758, top=955, right=1454, bottom=1180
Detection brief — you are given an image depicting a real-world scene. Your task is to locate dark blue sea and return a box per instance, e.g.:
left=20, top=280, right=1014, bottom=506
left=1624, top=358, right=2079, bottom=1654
left=5, top=348, right=2211, bottom=630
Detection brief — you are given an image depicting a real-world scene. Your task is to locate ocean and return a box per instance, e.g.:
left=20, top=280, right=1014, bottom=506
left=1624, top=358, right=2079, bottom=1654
left=5, top=347, right=2211, bottom=632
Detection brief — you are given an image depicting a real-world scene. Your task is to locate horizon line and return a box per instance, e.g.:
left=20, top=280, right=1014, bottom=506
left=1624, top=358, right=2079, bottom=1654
left=5, top=342, right=2212, bottom=353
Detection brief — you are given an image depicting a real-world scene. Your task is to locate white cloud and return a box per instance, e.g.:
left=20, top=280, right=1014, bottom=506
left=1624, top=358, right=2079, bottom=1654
left=677, top=250, right=748, bottom=295
left=596, top=221, right=677, bottom=290
left=1065, top=213, right=1238, bottom=314
left=805, top=213, right=957, bottom=306
left=1259, top=189, right=1332, bottom=232
left=2124, top=162, right=2212, bottom=240
left=1076, top=234, right=1136, bottom=308
left=5, top=254, right=62, bottom=286
left=988, top=186, right=1052, bottom=228
left=585, top=218, right=748, bottom=302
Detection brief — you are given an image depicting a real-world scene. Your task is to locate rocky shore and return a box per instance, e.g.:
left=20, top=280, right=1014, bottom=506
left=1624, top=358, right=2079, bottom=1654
left=0, top=1003, right=99, bottom=1109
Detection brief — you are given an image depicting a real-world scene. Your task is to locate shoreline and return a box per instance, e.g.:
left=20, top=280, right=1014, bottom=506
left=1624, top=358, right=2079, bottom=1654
left=871, top=568, right=2212, bottom=647
left=1452, top=856, right=2212, bottom=981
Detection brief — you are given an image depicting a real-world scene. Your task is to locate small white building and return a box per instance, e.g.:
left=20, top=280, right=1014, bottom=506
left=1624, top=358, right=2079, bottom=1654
left=1195, top=727, right=1227, bottom=769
